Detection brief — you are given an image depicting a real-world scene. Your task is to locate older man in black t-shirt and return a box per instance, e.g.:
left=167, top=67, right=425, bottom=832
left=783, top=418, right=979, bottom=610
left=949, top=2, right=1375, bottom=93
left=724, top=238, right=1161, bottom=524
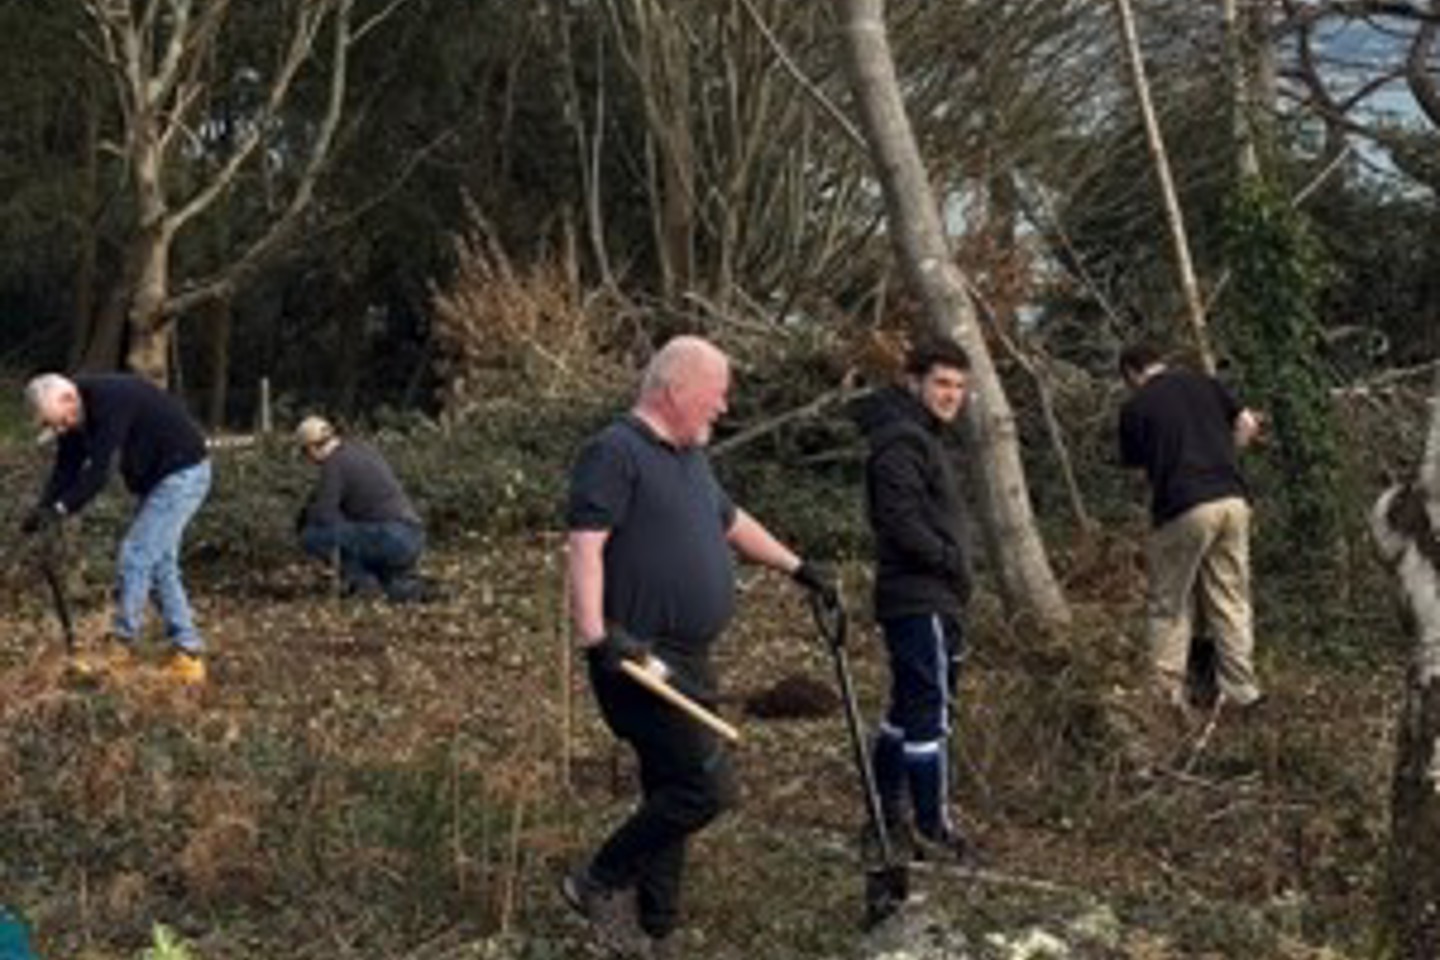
left=561, top=335, right=834, bottom=957
left=1118, top=343, right=1264, bottom=718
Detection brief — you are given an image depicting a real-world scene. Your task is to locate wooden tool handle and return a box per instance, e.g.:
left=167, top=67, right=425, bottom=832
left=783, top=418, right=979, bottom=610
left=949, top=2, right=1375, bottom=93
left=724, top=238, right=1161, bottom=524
left=619, top=659, right=741, bottom=743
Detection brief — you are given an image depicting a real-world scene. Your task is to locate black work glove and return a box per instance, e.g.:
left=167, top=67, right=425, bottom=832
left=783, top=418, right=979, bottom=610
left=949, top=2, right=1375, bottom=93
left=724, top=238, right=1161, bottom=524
left=792, top=560, right=839, bottom=610
left=20, top=504, right=61, bottom=536
left=590, top=627, right=652, bottom=674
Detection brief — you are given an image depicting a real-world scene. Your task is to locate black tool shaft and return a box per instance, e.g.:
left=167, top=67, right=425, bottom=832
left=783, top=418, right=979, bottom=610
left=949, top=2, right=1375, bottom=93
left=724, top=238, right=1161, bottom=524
left=38, top=547, right=75, bottom=654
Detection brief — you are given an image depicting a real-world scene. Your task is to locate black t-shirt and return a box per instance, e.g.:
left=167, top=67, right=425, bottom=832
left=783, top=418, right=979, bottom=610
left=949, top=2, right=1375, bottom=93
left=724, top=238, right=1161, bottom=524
left=42, top=374, right=207, bottom=514
left=566, top=415, right=737, bottom=664
left=1118, top=369, right=1247, bottom=526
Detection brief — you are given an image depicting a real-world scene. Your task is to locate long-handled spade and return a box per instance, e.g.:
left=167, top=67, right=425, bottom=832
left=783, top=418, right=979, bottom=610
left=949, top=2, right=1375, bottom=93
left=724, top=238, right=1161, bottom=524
left=35, top=526, right=75, bottom=655
left=809, top=592, right=909, bottom=929
left=33, top=526, right=109, bottom=689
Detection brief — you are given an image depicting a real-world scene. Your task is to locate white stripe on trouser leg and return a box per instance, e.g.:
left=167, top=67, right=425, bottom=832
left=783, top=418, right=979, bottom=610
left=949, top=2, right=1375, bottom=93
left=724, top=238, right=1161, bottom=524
left=931, top=614, right=953, bottom=834
left=931, top=614, right=950, bottom=737
left=933, top=618, right=956, bottom=834
left=903, top=738, right=952, bottom=834
left=902, top=740, right=943, bottom=757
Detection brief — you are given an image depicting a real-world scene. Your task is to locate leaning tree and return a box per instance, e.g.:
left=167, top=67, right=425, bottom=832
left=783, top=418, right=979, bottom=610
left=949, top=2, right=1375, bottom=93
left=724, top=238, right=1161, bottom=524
left=1371, top=373, right=1440, bottom=959
left=832, top=0, right=1070, bottom=629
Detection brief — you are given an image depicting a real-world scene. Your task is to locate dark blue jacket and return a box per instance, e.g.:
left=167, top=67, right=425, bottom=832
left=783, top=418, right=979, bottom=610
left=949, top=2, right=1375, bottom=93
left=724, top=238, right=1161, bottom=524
left=41, top=374, right=207, bottom=514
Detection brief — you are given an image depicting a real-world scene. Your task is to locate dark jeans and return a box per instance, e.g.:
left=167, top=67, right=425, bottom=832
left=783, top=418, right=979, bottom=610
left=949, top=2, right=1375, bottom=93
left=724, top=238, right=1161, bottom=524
left=300, top=520, right=424, bottom=599
left=586, top=650, right=737, bottom=939
left=871, top=612, right=965, bottom=838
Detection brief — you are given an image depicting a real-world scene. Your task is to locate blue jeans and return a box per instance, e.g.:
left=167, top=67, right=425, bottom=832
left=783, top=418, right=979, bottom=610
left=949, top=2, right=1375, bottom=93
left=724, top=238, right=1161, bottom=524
left=115, top=459, right=212, bottom=652
left=301, top=520, right=423, bottom=598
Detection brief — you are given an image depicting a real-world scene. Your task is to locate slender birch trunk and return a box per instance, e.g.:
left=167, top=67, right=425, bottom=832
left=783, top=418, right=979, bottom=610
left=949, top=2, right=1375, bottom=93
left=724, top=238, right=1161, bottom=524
left=833, top=0, right=1070, bottom=629
left=1112, top=0, right=1213, bottom=372
left=1371, top=374, right=1440, bottom=959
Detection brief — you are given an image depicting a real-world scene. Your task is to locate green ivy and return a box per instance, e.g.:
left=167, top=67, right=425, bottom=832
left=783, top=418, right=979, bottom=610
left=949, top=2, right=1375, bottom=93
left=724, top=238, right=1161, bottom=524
left=1220, top=178, right=1342, bottom=563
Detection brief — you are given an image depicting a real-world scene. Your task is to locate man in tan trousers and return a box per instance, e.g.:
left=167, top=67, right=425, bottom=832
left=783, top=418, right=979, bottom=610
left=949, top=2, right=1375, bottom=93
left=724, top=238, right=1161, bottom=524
left=1118, top=343, right=1264, bottom=721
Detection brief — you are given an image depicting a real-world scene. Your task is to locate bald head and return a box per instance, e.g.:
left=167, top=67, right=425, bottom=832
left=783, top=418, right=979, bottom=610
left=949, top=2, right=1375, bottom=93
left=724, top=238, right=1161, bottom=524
left=640, top=336, right=728, bottom=398
left=635, top=336, right=731, bottom=447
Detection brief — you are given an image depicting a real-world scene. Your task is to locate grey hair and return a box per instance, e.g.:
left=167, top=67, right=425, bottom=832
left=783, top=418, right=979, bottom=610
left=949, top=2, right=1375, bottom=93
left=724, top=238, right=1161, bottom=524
left=639, top=335, right=728, bottom=396
left=24, top=373, right=77, bottom=416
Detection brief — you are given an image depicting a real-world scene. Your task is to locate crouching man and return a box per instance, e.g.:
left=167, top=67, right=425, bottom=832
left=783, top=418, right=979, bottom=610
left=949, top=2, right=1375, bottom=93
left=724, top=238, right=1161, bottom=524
left=295, top=416, right=426, bottom=602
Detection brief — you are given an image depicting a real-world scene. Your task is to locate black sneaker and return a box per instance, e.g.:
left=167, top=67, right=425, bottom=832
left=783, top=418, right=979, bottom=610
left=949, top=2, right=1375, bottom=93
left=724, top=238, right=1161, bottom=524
left=640, top=934, right=677, bottom=960
left=383, top=574, right=443, bottom=604
left=859, top=819, right=914, bottom=864
left=561, top=868, right=641, bottom=953
left=912, top=827, right=976, bottom=868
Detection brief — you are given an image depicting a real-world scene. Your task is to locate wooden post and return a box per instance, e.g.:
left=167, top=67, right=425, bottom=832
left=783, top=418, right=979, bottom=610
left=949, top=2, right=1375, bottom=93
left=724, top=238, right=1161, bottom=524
left=1112, top=0, right=1214, bottom=372
left=558, top=534, right=574, bottom=794
left=259, top=376, right=272, bottom=434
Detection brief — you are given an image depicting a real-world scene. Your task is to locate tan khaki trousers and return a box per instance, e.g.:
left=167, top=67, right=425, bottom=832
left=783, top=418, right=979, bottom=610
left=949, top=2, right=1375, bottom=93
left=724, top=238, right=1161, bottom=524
left=1145, top=496, right=1260, bottom=706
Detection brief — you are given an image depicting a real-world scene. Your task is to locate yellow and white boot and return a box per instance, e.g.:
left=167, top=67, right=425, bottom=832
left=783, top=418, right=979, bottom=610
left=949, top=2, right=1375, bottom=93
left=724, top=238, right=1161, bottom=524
left=161, top=649, right=206, bottom=686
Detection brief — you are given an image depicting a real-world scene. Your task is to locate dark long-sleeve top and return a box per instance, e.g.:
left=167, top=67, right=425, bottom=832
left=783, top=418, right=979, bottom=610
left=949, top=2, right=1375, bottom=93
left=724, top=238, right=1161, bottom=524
left=304, top=439, right=422, bottom=528
left=853, top=386, right=972, bottom=621
left=1118, top=368, right=1248, bottom=526
left=40, top=374, right=207, bottom=514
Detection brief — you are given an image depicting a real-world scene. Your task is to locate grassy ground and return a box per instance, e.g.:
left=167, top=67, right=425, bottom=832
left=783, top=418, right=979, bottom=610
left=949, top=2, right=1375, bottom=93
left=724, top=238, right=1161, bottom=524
left=0, top=521, right=1398, bottom=959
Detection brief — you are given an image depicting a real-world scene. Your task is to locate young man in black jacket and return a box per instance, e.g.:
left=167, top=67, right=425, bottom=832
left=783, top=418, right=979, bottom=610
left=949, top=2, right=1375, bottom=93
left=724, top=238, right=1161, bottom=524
left=854, top=338, right=974, bottom=862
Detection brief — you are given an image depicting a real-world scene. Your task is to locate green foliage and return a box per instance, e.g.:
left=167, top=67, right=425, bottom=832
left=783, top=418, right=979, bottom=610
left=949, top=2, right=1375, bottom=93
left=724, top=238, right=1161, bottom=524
left=1220, top=178, right=1343, bottom=565
left=141, top=924, right=197, bottom=960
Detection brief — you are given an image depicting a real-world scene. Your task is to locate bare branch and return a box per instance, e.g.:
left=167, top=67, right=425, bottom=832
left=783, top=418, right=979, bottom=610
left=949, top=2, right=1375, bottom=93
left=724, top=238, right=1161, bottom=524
left=1408, top=19, right=1440, bottom=125
left=168, top=0, right=340, bottom=234
left=734, top=0, right=866, bottom=149
left=352, top=0, right=416, bottom=45
left=710, top=377, right=864, bottom=458
left=1278, top=0, right=1440, bottom=32
left=150, top=0, right=196, bottom=107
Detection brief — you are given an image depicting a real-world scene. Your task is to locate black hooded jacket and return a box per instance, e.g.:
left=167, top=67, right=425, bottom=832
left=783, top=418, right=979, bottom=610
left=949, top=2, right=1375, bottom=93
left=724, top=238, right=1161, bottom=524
left=854, top=386, right=972, bottom=621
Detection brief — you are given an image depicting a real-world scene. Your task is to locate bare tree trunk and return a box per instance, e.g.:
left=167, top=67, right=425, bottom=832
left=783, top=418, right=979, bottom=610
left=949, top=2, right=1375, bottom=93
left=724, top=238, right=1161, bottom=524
left=1371, top=371, right=1440, bottom=960
left=552, top=1, right=618, bottom=290
left=833, top=0, right=1070, bottom=629
left=124, top=225, right=176, bottom=386
left=335, top=297, right=369, bottom=417
left=607, top=0, right=697, bottom=302
left=1112, top=0, right=1213, bottom=372
left=80, top=248, right=138, bottom=373
left=81, top=0, right=366, bottom=386
left=68, top=81, right=101, bottom=370
left=204, top=295, right=233, bottom=430
left=1222, top=0, right=1261, bottom=180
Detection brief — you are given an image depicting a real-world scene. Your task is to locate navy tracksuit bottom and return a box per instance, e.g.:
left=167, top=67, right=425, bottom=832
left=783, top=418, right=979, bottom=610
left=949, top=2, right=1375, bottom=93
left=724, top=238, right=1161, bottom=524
left=870, top=612, right=964, bottom=839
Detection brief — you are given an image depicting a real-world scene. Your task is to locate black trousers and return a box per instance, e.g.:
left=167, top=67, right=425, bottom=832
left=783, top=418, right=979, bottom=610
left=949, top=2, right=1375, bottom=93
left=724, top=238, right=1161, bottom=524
left=586, top=652, right=737, bottom=938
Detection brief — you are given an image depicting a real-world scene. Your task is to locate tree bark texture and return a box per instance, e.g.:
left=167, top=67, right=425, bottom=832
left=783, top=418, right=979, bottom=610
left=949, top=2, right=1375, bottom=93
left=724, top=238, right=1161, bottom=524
left=81, top=0, right=357, bottom=386
left=1371, top=375, right=1440, bottom=959
left=833, top=0, right=1070, bottom=629
left=204, top=295, right=234, bottom=430
left=1222, top=0, right=1261, bottom=180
